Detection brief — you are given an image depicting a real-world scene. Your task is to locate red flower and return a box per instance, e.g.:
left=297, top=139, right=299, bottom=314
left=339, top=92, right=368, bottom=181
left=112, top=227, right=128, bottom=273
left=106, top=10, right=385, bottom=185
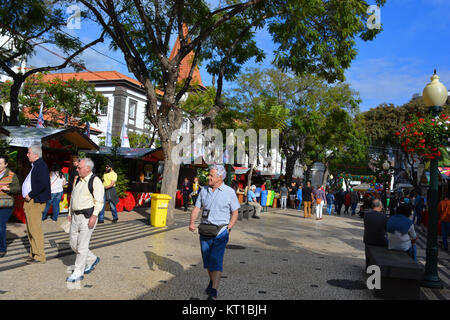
left=419, top=118, right=424, bottom=123
left=419, top=139, right=425, bottom=143
left=395, top=132, right=400, bottom=136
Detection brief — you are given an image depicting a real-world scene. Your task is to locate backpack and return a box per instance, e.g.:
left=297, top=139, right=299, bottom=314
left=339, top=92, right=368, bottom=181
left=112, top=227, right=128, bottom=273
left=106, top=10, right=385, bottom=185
left=75, top=174, right=97, bottom=197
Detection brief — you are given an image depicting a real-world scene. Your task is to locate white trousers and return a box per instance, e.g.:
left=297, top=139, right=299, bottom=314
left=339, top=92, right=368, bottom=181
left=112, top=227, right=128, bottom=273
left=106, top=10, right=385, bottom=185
left=281, top=196, right=287, bottom=209
left=69, top=213, right=98, bottom=276
left=316, top=202, right=324, bottom=219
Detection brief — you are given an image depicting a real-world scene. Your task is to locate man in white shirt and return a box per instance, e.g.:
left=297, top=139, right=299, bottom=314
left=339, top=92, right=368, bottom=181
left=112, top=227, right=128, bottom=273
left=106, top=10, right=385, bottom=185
left=66, top=158, right=104, bottom=282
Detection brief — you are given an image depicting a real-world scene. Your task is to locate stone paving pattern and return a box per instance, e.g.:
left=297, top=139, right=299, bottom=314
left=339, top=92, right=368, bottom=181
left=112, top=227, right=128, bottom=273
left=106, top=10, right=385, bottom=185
left=0, top=206, right=448, bottom=300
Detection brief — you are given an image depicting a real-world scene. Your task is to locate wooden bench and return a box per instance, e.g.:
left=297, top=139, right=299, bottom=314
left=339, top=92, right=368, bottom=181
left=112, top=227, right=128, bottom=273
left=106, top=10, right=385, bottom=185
left=365, top=245, right=424, bottom=300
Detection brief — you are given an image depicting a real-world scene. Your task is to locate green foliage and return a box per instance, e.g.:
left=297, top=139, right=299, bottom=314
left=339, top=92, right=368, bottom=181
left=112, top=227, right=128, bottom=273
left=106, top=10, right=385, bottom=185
left=0, top=72, right=107, bottom=125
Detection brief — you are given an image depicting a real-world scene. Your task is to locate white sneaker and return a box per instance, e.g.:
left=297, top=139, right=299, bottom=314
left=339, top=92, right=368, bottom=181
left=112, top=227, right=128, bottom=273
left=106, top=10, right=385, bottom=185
left=66, top=273, right=84, bottom=282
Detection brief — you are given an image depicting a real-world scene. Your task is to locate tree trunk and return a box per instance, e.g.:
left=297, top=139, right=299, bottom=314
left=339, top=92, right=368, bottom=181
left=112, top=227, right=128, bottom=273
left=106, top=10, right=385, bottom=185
left=8, top=80, right=22, bottom=126
left=322, top=163, right=329, bottom=187
left=284, top=156, right=296, bottom=184
left=247, top=162, right=256, bottom=191
left=159, top=140, right=181, bottom=226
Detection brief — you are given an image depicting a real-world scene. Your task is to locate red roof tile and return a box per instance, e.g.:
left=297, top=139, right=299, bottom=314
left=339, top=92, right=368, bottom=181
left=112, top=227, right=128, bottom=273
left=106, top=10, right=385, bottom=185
left=168, top=24, right=204, bottom=88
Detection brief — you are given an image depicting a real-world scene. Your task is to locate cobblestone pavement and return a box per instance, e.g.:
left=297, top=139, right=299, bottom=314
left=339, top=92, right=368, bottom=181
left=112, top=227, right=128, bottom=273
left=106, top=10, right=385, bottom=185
left=0, top=206, right=448, bottom=300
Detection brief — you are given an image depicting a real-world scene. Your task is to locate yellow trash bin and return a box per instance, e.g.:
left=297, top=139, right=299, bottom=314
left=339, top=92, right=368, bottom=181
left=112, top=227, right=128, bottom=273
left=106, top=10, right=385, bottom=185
left=150, top=193, right=172, bottom=227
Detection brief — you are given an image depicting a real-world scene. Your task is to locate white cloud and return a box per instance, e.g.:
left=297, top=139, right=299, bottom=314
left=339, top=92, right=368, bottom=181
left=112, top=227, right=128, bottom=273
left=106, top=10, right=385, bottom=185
left=345, top=56, right=450, bottom=110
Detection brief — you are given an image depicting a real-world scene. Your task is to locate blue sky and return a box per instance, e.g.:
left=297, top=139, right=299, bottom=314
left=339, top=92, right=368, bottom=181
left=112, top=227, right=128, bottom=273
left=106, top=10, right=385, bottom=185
left=29, top=0, right=450, bottom=112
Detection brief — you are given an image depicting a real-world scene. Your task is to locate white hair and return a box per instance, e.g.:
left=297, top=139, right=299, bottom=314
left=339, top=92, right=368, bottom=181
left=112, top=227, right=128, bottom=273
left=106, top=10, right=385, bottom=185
left=80, top=158, right=95, bottom=171
left=29, top=144, right=42, bottom=158
left=210, top=165, right=227, bottom=179
left=251, top=185, right=256, bottom=190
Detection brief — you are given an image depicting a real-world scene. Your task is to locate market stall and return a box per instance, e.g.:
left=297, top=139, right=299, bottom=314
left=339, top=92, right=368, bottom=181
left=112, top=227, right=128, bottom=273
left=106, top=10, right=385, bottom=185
left=82, top=147, right=164, bottom=209
left=1, top=126, right=99, bottom=223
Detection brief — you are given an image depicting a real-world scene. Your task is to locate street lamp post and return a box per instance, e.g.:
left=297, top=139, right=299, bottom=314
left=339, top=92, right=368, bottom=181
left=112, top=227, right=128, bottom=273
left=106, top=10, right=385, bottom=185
left=421, top=70, right=447, bottom=289
left=382, top=160, right=390, bottom=209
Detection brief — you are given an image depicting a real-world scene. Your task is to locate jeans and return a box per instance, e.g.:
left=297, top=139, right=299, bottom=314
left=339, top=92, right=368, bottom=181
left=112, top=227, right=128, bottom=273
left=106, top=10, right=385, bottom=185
left=280, top=196, right=287, bottom=209
left=351, top=203, right=357, bottom=215
left=42, top=192, right=63, bottom=221
left=297, top=199, right=302, bottom=210
left=441, top=221, right=450, bottom=250
left=200, top=229, right=229, bottom=272
left=327, top=203, right=333, bottom=215
left=413, top=208, right=423, bottom=225
left=0, top=207, right=13, bottom=253
left=98, top=194, right=118, bottom=221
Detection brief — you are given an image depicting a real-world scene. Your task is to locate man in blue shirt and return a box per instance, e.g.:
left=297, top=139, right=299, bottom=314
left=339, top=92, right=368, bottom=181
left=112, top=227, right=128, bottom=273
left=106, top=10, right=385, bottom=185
left=248, top=185, right=261, bottom=218
left=189, top=165, right=240, bottom=300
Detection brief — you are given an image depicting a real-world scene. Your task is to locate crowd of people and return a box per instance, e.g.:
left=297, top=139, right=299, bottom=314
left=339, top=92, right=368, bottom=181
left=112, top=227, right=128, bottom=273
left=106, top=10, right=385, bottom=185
left=0, top=145, right=121, bottom=280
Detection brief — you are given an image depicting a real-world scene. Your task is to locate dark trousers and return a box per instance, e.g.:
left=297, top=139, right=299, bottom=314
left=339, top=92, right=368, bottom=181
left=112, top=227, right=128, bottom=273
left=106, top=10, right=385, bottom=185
left=0, top=208, right=13, bottom=253
left=182, top=193, right=190, bottom=211
left=336, top=202, right=343, bottom=215
left=344, top=205, right=350, bottom=214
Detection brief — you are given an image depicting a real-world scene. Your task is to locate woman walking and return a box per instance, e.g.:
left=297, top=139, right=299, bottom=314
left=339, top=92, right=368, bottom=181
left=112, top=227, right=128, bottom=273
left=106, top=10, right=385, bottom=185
left=314, top=185, right=327, bottom=220
left=289, top=182, right=297, bottom=209
left=42, top=164, right=67, bottom=222
left=344, top=191, right=351, bottom=215
left=280, top=183, right=288, bottom=210
left=0, top=154, right=21, bottom=257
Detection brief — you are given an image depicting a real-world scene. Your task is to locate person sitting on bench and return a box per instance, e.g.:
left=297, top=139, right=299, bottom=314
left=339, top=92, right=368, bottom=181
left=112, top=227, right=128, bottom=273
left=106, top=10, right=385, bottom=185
left=247, top=185, right=261, bottom=219
left=387, top=203, right=417, bottom=261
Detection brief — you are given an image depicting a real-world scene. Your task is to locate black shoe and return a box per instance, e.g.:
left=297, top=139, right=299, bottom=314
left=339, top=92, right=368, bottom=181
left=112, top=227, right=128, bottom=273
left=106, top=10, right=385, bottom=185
left=26, top=259, right=46, bottom=264
left=98, top=220, right=104, bottom=224
left=112, top=219, right=118, bottom=224
left=0, top=252, right=6, bottom=258
left=252, top=216, right=261, bottom=219
left=207, top=294, right=217, bottom=300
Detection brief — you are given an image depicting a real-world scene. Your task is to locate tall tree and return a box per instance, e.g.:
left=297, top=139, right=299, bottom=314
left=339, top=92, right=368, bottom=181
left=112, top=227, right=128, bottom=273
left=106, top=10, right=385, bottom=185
left=0, top=0, right=105, bottom=125
left=77, top=0, right=385, bottom=224
left=233, top=68, right=361, bottom=184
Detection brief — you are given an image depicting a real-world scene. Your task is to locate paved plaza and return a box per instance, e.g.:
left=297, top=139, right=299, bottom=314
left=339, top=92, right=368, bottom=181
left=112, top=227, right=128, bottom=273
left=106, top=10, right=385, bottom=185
left=0, top=206, right=449, bottom=300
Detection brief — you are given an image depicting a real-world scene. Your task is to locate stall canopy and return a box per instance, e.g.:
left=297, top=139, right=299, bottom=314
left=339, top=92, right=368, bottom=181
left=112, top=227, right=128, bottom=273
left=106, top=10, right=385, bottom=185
left=439, top=167, right=450, bottom=181
left=233, top=166, right=250, bottom=174
left=83, top=146, right=163, bottom=161
left=2, top=126, right=99, bottom=150
left=352, top=183, right=371, bottom=191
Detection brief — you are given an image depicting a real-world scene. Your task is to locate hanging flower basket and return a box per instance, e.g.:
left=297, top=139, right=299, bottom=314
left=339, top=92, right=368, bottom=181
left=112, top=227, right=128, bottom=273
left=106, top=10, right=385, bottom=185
left=396, top=113, right=450, bottom=160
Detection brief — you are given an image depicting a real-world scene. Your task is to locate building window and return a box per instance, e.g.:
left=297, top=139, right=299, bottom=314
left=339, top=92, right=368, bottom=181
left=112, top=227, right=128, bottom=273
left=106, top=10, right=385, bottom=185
left=128, top=99, right=137, bottom=120
left=99, top=98, right=108, bottom=116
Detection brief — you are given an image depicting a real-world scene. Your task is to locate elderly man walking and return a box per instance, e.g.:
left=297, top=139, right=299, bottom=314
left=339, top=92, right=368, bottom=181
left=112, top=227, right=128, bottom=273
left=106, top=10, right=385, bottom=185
left=189, top=165, right=240, bottom=300
left=22, top=144, right=51, bottom=264
left=66, top=158, right=104, bottom=282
